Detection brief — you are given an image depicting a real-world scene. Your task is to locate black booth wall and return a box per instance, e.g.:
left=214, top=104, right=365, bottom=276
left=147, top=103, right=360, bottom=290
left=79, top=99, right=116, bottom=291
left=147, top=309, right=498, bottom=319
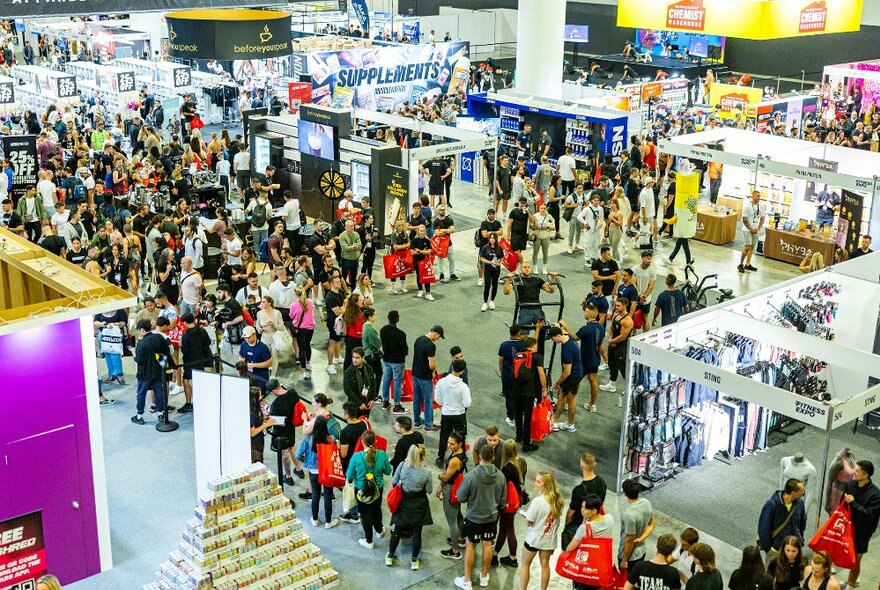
left=401, top=0, right=878, bottom=78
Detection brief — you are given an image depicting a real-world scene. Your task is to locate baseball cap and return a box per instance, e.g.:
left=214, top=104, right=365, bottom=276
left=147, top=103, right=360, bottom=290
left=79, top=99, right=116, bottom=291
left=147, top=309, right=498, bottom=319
left=266, top=378, right=282, bottom=392
left=242, top=325, right=256, bottom=338
left=431, top=325, right=445, bottom=338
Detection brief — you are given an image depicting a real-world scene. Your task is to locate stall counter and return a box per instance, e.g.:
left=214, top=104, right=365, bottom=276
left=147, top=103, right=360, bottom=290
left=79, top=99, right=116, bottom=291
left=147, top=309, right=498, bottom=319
left=695, top=204, right=738, bottom=245
left=762, top=227, right=837, bottom=266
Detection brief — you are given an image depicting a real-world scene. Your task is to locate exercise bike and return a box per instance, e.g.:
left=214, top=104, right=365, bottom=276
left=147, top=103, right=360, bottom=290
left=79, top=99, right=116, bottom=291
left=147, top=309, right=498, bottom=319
left=681, top=263, right=734, bottom=311
left=509, top=272, right=565, bottom=389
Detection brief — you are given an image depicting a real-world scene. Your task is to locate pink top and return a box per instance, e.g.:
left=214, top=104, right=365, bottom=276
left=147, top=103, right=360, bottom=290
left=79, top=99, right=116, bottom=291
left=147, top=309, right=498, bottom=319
left=289, top=299, right=316, bottom=330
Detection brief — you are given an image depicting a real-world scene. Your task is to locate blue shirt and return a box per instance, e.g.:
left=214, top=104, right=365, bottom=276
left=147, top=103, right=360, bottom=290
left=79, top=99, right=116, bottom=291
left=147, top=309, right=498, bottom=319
left=559, top=337, right=584, bottom=380
left=616, top=282, right=639, bottom=307
left=239, top=340, right=272, bottom=382
left=576, top=322, right=606, bottom=370
left=498, top=339, right=526, bottom=382
left=655, top=289, right=688, bottom=326
left=587, top=293, right=609, bottom=322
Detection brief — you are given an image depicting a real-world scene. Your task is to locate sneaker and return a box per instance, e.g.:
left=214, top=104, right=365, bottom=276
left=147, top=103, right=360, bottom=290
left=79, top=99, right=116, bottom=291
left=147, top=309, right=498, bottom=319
left=416, top=290, right=424, bottom=298
left=377, top=527, right=386, bottom=538
left=382, top=400, right=391, bottom=410
left=480, top=573, right=490, bottom=587
left=411, top=558, right=421, bottom=570
left=459, top=538, right=466, bottom=548
left=424, top=293, right=435, bottom=301
left=385, top=554, right=396, bottom=566
left=738, top=264, right=745, bottom=273
left=477, top=278, right=484, bottom=286
left=335, top=356, right=344, bottom=364
left=325, top=518, right=339, bottom=529
left=598, top=363, right=608, bottom=371
left=130, top=415, right=145, bottom=425
left=392, top=405, right=408, bottom=415
left=305, top=361, right=312, bottom=371
left=299, top=491, right=312, bottom=500
left=588, top=404, right=597, bottom=413
left=359, top=538, right=375, bottom=549
left=149, top=405, right=158, bottom=413
left=100, top=398, right=116, bottom=405
left=414, top=421, right=423, bottom=429
left=311, top=518, right=320, bottom=526
left=522, top=443, right=540, bottom=452
left=568, top=247, right=574, bottom=254
left=284, top=476, right=295, bottom=486
left=439, top=273, right=446, bottom=282
left=553, top=423, right=561, bottom=432
left=326, top=365, right=337, bottom=375
left=294, top=468, right=305, bottom=479
left=454, top=577, right=473, bottom=590
left=303, top=371, right=312, bottom=381
left=488, top=300, right=496, bottom=310
left=171, top=384, right=184, bottom=395
left=391, top=286, right=398, bottom=295
left=505, top=417, right=515, bottom=428
left=599, top=382, right=616, bottom=392
left=500, top=556, right=518, bottom=568
left=450, top=274, right=460, bottom=281
left=338, top=513, right=360, bottom=524
left=115, top=375, right=126, bottom=385
left=745, top=265, right=758, bottom=271
left=423, top=425, right=439, bottom=432
left=177, top=403, right=193, bottom=413
left=401, top=286, right=408, bottom=293
left=564, top=424, right=577, bottom=432
left=481, top=303, right=488, bottom=312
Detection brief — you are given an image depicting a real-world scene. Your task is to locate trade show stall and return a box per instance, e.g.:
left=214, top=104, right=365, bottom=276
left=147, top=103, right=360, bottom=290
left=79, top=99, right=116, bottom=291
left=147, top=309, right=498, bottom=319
left=744, top=94, right=819, bottom=134
left=659, top=128, right=880, bottom=263
left=822, top=61, right=880, bottom=118
left=617, top=254, right=880, bottom=530
left=0, top=228, right=134, bottom=586
left=28, top=20, right=151, bottom=63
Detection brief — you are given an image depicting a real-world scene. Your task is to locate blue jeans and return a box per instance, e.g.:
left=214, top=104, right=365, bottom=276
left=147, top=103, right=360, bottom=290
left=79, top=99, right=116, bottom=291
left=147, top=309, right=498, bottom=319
left=309, top=471, right=334, bottom=522
left=413, top=377, right=434, bottom=428
left=517, top=307, right=545, bottom=328
left=252, top=229, right=268, bottom=255
left=341, top=258, right=359, bottom=290
left=382, top=361, right=405, bottom=404
left=136, top=377, right=164, bottom=415
left=105, top=353, right=123, bottom=377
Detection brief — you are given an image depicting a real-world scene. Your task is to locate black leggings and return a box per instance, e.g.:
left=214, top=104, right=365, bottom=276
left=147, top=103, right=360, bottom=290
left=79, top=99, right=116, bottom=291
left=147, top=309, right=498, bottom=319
left=358, top=499, right=384, bottom=543
left=296, top=328, right=314, bottom=367
left=483, top=265, right=499, bottom=302
left=390, top=524, right=423, bottom=559
left=549, top=202, right=561, bottom=234
left=361, top=248, right=376, bottom=280
left=609, top=344, right=628, bottom=382
left=494, top=512, right=517, bottom=555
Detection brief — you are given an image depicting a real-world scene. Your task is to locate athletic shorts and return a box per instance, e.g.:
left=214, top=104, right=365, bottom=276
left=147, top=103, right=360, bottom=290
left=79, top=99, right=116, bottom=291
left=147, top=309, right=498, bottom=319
left=560, top=376, right=582, bottom=395
left=429, top=182, right=444, bottom=195
left=511, top=236, right=527, bottom=252
left=742, top=230, right=760, bottom=246
left=328, top=322, right=343, bottom=342
left=584, top=366, right=599, bottom=375
left=639, top=303, right=651, bottom=317
left=462, top=519, right=498, bottom=543
left=499, top=193, right=512, bottom=201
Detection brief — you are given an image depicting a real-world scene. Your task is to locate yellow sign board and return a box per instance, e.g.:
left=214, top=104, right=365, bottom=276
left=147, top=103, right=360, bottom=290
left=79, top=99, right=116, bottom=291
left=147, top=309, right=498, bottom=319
left=708, top=83, right=764, bottom=119
left=617, top=0, right=862, bottom=40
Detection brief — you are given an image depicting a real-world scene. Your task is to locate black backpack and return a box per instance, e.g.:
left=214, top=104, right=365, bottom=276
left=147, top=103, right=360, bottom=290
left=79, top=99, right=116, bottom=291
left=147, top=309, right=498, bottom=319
left=252, top=200, right=268, bottom=228
left=512, top=350, right=535, bottom=386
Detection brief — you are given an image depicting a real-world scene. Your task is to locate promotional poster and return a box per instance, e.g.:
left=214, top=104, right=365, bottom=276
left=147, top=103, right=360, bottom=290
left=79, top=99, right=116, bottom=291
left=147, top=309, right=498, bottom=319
left=298, top=41, right=470, bottom=111
left=0, top=511, right=47, bottom=590
left=384, top=164, right=409, bottom=235
left=635, top=28, right=725, bottom=59
left=837, top=189, right=863, bottom=253
left=709, top=83, right=763, bottom=119
left=804, top=158, right=839, bottom=202
left=0, top=135, right=37, bottom=203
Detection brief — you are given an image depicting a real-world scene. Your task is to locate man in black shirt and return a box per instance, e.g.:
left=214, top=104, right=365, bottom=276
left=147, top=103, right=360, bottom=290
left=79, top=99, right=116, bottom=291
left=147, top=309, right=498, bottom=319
left=516, top=123, right=533, bottom=161
left=511, top=336, right=546, bottom=452
left=412, top=325, right=444, bottom=432
left=590, top=246, right=620, bottom=299
left=407, top=202, right=429, bottom=240
left=562, top=452, right=608, bottom=547
left=424, top=156, right=450, bottom=208
left=506, top=197, right=533, bottom=260
left=494, top=154, right=512, bottom=220
left=325, top=275, right=345, bottom=375
left=179, top=313, right=212, bottom=414
left=380, top=310, right=409, bottom=413
left=624, top=534, right=681, bottom=590
left=338, top=402, right=368, bottom=523
left=266, top=378, right=304, bottom=486
left=503, top=261, right=557, bottom=327
left=477, top=208, right=503, bottom=286
left=39, top=224, right=67, bottom=258
left=536, top=129, right=552, bottom=160
left=850, top=234, right=873, bottom=258
left=433, top=205, right=458, bottom=281
left=0, top=199, right=23, bottom=236
left=389, top=416, right=424, bottom=470
left=131, top=319, right=171, bottom=425
left=307, top=222, right=334, bottom=275
left=180, top=94, right=196, bottom=138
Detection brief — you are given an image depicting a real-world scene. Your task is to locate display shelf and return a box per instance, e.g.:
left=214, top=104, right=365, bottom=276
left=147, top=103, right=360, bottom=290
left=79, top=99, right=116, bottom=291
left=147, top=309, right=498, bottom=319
left=145, top=463, right=337, bottom=590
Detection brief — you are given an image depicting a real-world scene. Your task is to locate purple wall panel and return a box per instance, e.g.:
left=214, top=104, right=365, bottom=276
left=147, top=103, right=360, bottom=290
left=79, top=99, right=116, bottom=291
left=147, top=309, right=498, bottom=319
left=0, top=319, right=101, bottom=583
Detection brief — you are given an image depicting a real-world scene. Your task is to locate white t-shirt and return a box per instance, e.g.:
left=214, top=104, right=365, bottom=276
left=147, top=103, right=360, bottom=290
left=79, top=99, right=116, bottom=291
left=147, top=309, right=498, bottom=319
left=0, top=170, right=8, bottom=198
left=23, top=197, right=38, bottom=222
left=51, top=209, right=70, bottom=235
left=37, top=179, right=57, bottom=209
left=558, top=154, right=576, bottom=182
left=180, top=270, right=203, bottom=306
left=225, top=236, right=243, bottom=265
left=236, top=284, right=265, bottom=306
left=283, top=198, right=301, bottom=231
left=742, top=200, right=765, bottom=231
left=216, top=159, right=231, bottom=177
left=632, top=263, right=655, bottom=298
left=246, top=198, right=270, bottom=231
left=269, top=279, right=296, bottom=309
left=233, top=151, right=250, bottom=174
left=523, top=494, right=561, bottom=551
left=82, top=175, right=96, bottom=192
left=565, top=192, right=585, bottom=216
left=577, top=204, right=605, bottom=232
left=639, top=187, right=656, bottom=220
left=672, top=546, right=696, bottom=582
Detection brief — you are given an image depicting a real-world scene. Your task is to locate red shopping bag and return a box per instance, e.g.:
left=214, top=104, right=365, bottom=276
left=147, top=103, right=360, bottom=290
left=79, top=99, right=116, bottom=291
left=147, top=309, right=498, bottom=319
left=809, top=502, right=857, bottom=568
left=535, top=190, right=545, bottom=209
left=632, top=309, right=644, bottom=330
left=292, top=400, right=307, bottom=427
left=387, top=485, right=403, bottom=513
left=417, top=256, right=437, bottom=284
left=498, top=237, right=519, bottom=272
left=555, top=535, right=616, bottom=587
left=383, top=250, right=414, bottom=279
left=190, top=115, right=205, bottom=130
left=317, top=441, right=346, bottom=488
left=337, top=207, right=362, bottom=226
left=430, top=234, right=450, bottom=258
left=168, top=317, right=187, bottom=349
left=395, top=369, right=416, bottom=402
left=530, top=397, right=553, bottom=442
left=353, top=418, right=388, bottom=452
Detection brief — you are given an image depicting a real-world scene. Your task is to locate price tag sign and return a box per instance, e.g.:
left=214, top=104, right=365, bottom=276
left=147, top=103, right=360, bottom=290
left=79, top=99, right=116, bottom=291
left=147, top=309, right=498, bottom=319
left=0, top=81, right=14, bottom=105
left=55, top=76, right=77, bottom=98
left=173, top=67, right=191, bottom=88
left=116, top=71, right=136, bottom=93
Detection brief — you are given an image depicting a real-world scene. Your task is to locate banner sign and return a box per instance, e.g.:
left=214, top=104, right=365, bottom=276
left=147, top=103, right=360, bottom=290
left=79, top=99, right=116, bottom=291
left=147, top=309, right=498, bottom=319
left=0, top=80, right=14, bottom=105
left=805, top=158, right=838, bottom=202
left=635, top=28, right=725, bottom=60
left=288, top=82, right=313, bottom=113
left=837, top=189, right=864, bottom=254
left=0, top=511, right=47, bottom=590
left=384, top=163, right=409, bottom=234
left=1, top=135, right=37, bottom=203
left=350, top=0, right=370, bottom=31
left=0, top=0, right=286, bottom=18
left=303, top=41, right=470, bottom=111
left=166, top=9, right=292, bottom=61
left=618, top=0, right=862, bottom=40
left=708, top=83, right=763, bottom=119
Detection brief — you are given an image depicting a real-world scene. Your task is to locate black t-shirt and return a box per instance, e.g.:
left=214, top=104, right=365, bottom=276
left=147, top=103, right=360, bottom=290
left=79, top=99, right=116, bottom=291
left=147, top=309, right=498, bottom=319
left=517, top=275, right=545, bottom=303
left=41, top=235, right=66, bottom=256
left=427, top=159, right=448, bottom=187
left=339, top=421, right=368, bottom=470
left=496, top=168, right=511, bottom=196
left=269, top=390, right=301, bottom=444
left=591, top=258, right=619, bottom=296
left=479, top=219, right=502, bottom=246
left=509, top=208, right=529, bottom=238
left=325, top=289, right=344, bottom=321
left=685, top=570, right=723, bottom=590
left=729, top=569, right=773, bottom=590
left=1, top=210, right=22, bottom=230
left=433, top=216, right=454, bottom=232
left=566, top=476, right=608, bottom=531
left=308, top=232, right=329, bottom=269
left=627, top=561, right=681, bottom=590
left=412, top=335, right=436, bottom=380
left=390, top=431, right=424, bottom=469
left=408, top=214, right=428, bottom=239
left=410, top=236, right=430, bottom=258
left=66, top=248, right=88, bottom=266
left=317, top=265, right=339, bottom=287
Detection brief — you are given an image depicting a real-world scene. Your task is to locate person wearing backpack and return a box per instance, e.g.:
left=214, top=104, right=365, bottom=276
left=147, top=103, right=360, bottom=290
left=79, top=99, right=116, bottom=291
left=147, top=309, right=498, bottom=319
left=437, top=430, right=468, bottom=560
left=512, top=336, right=547, bottom=452
left=493, top=439, right=526, bottom=569
left=346, top=429, right=392, bottom=549
left=247, top=189, right=271, bottom=256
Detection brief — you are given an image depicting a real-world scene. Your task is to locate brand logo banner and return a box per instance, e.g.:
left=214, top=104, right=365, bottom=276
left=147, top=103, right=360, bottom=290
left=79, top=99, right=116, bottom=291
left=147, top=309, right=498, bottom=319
left=166, top=9, right=291, bottom=61
left=837, top=189, right=863, bottom=254
left=666, top=0, right=705, bottom=31
left=1, top=135, right=37, bottom=202
left=350, top=0, right=370, bottom=31
left=304, top=41, right=470, bottom=111
left=0, top=511, right=47, bottom=590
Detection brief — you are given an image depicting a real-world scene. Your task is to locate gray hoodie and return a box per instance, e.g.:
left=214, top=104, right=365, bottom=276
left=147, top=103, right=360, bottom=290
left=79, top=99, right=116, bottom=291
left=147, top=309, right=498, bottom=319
left=456, top=463, right=507, bottom=524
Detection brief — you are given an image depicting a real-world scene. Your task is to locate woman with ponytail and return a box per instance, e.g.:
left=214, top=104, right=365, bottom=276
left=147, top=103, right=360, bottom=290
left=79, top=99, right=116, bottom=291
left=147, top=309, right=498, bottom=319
left=346, top=429, right=391, bottom=550
left=520, top=471, right=564, bottom=590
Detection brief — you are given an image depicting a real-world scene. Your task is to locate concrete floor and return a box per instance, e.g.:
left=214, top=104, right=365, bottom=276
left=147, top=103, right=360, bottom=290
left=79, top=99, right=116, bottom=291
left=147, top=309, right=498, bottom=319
left=68, top=179, right=878, bottom=590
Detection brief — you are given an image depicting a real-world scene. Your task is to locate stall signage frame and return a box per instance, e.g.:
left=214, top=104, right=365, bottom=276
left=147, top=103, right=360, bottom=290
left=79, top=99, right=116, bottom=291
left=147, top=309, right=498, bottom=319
left=1, top=135, right=37, bottom=202
left=116, top=71, right=136, bottom=94
left=831, top=383, right=880, bottom=428
left=409, top=137, right=497, bottom=160
left=0, top=510, right=47, bottom=590
left=0, top=80, right=13, bottom=105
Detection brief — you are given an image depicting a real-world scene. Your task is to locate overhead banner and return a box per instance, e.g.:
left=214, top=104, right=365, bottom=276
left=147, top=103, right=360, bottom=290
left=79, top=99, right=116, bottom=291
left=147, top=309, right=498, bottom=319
left=350, top=0, right=370, bottom=31
left=617, top=0, right=862, bottom=40
left=837, top=189, right=863, bottom=254
left=708, top=83, right=763, bottom=119
left=1, top=135, right=37, bottom=203
left=299, top=41, right=470, bottom=111
left=166, top=9, right=292, bottom=61
left=0, top=0, right=286, bottom=18
left=0, top=511, right=47, bottom=590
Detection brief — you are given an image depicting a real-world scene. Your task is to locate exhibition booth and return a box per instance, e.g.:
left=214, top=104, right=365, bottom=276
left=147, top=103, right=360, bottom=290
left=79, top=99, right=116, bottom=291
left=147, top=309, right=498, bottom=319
left=0, top=228, right=134, bottom=586
left=744, top=94, right=819, bottom=134
left=617, top=252, right=880, bottom=529
left=27, top=20, right=151, bottom=64
left=822, top=60, right=880, bottom=118
left=659, top=128, right=880, bottom=265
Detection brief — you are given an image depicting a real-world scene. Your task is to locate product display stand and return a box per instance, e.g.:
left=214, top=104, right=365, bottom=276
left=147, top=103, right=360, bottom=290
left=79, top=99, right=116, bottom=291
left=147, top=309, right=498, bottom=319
left=144, top=463, right=338, bottom=590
